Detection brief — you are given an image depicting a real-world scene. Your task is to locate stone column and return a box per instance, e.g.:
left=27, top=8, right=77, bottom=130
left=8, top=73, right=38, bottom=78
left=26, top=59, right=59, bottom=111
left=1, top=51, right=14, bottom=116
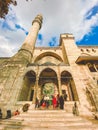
left=21, top=14, right=43, bottom=54
left=33, top=77, right=39, bottom=102
left=58, top=78, right=61, bottom=95
left=32, top=65, right=39, bottom=103
left=58, top=66, right=62, bottom=95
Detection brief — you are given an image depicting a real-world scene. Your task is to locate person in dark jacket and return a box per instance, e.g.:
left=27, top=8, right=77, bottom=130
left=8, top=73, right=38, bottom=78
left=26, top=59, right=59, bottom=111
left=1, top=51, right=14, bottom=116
left=59, top=95, right=64, bottom=109
left=35, top=97, right=40, bottom=109
left=64, top=92, right=68, bottom=101
left=0, top=108, right=2, bottom=119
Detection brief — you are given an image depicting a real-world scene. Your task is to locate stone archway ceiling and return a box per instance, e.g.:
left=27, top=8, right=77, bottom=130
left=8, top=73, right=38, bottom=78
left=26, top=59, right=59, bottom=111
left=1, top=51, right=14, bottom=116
left=61, top=71, right=72, bottom=76
left=41, top=62, right=56, bottom=66
left=61, top=71, right=72, bottom=84
left=39, top=68, right=58, bottom=86
left=34, top=56, right=62, bottom=66
left=25, top=70, right=36, bottom=82
left=34, top=52, right=63, bottom=63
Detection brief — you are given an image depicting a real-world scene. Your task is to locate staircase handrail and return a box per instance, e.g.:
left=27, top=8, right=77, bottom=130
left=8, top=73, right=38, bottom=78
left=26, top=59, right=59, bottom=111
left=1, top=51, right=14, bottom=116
left=86, top=85, right=98, bottom=111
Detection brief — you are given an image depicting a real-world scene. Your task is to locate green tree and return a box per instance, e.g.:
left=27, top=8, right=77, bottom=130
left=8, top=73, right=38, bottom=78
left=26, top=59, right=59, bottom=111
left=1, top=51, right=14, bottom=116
left=0, top=0, right=17, bottom=18
left=0, top=0, right=32, bottom=19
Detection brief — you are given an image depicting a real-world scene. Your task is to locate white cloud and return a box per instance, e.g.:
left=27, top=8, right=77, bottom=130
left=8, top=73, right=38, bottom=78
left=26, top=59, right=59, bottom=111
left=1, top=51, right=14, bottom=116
left=73, top=13, right=98, bottom=41
left=0, top=36, right=14, bottom=57
left=0, top=0, right=98, bottom=56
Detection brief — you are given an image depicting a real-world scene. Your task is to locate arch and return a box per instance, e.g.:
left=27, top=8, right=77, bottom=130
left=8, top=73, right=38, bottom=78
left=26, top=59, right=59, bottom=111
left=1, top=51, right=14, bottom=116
left=23, top=67, right=37, bottom=77
left=61, top=70, right=79, bottom=101
left=24, top=70, right=36, bottom=82
left=61, top=71, right=72, bottom=84
left=34, top=52, right=63, bottom=63
left=39, top=68, right=58, bottom=86
left=38, top=68, right=59, bottom=100
left=18, top=70, right=36, bottom=101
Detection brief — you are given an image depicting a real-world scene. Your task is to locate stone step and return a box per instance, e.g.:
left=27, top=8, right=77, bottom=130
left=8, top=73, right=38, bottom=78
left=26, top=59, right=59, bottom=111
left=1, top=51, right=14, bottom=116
left=17, top=111, right=73, bottom=116
left=0, top=120, right=92, bottom=128
left=28, top=102, right=75, bottom=112
left=11, top=110, right=92, bottom=125
left=0, top=125, right=97, bottom=130
left=19, top=111, right=72, bottom=115
left=12, top=117, right=86, bottom=122
left=0, top=121, right=95, bottom=130
left=28, top=109, right=65, bottom=112
left=23, top=110, right=73, bottom=115
left=11, top=110, right=81, bottom=121
left=23, top=122, right=92, bottom=128
left=0, top=114, right=91, bottom=124
left=0, top=119, right=91, bottom=125
left=16, top=110, right=74, bottom=116
left=0, top=109, right=97, bottom=130
left=13, top=114, right=80, bottom=118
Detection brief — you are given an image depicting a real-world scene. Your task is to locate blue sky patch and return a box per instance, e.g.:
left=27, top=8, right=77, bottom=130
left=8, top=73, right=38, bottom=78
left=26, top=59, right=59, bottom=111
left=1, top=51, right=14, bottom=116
left=15, top=24, right=21, bottom=29
left=26, top=32, right=28, bottom=35
left=1, top=21, right=14, bottom=31
left=15, top=24, right=28, bottom=35
left=48, top=37, right=57, bottom=47
left=76, top=26, right=98, bottom=46
left=38, top=33, right=43, bottom=40
left=85, top=5, right=98, bottom=20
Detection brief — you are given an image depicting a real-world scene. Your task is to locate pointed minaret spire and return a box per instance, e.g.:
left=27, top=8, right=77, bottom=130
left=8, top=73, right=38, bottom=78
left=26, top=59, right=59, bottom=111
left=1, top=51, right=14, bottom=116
left=21, top=14, right=43, bottom=53
left=11, top=14, right=43, bottom=63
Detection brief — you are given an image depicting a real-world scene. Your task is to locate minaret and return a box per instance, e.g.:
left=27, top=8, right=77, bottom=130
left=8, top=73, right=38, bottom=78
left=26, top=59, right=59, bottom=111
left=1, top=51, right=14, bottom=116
left=21, top=14, right=43, bottom=53
left=11, top=14, right=43, bottom=63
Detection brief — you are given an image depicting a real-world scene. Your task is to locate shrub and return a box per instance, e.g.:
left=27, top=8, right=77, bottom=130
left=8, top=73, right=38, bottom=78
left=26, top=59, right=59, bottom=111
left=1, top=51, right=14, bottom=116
left=22, top=103, right=30, bottom=112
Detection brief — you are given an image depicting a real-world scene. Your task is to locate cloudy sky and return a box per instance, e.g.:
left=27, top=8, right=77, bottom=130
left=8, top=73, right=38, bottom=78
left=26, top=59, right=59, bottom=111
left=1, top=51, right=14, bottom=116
left=0, top=0, right=98, bottom=57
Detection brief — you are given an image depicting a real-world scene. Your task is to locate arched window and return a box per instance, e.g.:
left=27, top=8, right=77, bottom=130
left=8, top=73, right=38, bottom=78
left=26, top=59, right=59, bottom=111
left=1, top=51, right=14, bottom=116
left=87, top=63, right=97, bottom=72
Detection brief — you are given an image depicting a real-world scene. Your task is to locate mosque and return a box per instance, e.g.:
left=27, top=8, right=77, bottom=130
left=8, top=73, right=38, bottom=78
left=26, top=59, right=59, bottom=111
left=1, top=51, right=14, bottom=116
left=0, top=14, right=98, bottom=116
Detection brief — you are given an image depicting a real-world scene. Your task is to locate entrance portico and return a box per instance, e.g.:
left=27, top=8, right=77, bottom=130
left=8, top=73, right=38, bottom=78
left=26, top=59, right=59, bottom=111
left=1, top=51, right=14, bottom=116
left=18, top=66, right=79, bottom=104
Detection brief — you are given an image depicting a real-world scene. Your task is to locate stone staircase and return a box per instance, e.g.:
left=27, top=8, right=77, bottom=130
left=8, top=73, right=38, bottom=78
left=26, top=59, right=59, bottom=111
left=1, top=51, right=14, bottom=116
left=0, top=107, right=98, bottom=130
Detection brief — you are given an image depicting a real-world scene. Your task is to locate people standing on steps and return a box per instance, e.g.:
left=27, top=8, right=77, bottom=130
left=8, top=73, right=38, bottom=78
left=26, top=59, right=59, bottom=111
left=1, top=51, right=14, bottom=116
left=44, top=95, right=49, bottom=108
left=63, top=91, right=68, bottom=101
left=40, top=95, right=44, bottom=107
left=59, top=95, right=64, bottom=109
left=52, top=95, right=57, bottom=109
left=14, top=110, right=20, bottom=116
left=0, top=108, right=2, bottom=119
left=56, top=94, right=60, bottom=108
left=35, top=97, right=40, bottom=109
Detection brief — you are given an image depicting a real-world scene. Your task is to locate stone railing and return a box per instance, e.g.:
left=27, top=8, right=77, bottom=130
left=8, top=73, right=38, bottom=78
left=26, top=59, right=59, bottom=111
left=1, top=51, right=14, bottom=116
left=86, top=77, right=98, bottom=111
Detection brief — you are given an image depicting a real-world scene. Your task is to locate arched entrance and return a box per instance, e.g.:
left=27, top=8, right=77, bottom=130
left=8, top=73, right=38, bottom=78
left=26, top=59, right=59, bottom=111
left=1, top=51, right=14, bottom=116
left=38, top=68, right=58, bottom=100
left=61, top=71, right=79, bottom=101
left=18, top=70, right=36, bottom=101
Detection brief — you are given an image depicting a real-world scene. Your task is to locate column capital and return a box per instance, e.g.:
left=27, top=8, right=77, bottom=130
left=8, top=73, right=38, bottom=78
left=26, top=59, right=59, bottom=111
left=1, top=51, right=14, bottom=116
left=32, top=14, right=43, bottom=29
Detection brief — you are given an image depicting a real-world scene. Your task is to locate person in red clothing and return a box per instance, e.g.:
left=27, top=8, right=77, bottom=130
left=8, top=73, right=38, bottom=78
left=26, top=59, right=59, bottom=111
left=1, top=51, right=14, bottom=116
left=14, top=110, right=20, bottom=116
left=52, top=95, right=57, bottom=109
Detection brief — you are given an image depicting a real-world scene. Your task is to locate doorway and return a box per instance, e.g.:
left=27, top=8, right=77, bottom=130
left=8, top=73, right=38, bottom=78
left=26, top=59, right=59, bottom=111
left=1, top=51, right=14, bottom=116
left=39, top=68, right=59, bottom=99
left=61, top=71, right=79, bottom=101
left=18, top=70, right=36, bottom=101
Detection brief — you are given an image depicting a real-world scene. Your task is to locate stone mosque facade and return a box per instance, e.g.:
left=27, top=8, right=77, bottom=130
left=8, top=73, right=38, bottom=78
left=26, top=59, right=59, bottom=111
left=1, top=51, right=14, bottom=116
left=0, top=14, right=98, bottom=116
